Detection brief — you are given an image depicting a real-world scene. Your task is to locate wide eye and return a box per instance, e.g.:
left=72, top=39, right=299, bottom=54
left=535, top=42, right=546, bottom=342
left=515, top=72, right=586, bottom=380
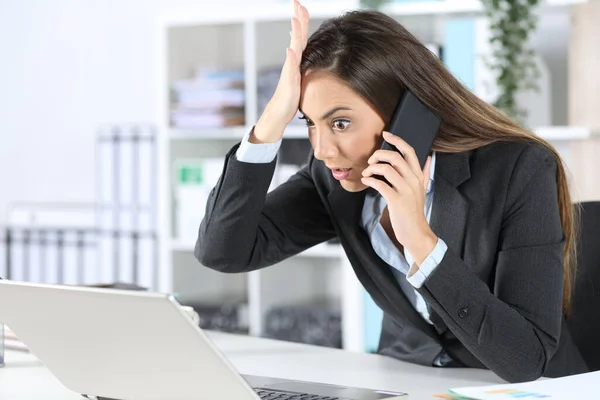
left=332, top=119, right=351, bottom=131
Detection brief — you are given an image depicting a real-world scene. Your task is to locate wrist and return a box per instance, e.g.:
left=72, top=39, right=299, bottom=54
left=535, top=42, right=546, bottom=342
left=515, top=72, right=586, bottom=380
left=252, top=114, right=287, bottom=144
left=406, top=231, right=438, bottom=266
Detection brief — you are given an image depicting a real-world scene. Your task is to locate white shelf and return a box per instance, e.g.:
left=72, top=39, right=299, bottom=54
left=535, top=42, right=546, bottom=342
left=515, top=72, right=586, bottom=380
left=534, top=126, right=593, bottom=141
left=171, top=238, right=343, bottom=258
left=252, top=1, right=358, bottom=21
left=544, top=0, right=588, bottom=6
left=383, top=0, right=588, bottom=16
left=383, top=0, right=483, bottom=16
left=300, top=242, right=344, bottom=258
left=161, top=1, right=356, bottom=26
left=170, top=127, right=248, bottom=140
left=169, top=125, right=308, bottom=140
left=171, top=239, right=196, bottom=252
left=161, top=0, right=588, bottom=26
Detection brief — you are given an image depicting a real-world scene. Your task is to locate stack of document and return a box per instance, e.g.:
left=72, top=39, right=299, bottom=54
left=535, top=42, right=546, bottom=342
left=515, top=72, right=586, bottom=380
left=435, top=370, right=600, bottom=399
left=171, top=68, right=245, bottom=129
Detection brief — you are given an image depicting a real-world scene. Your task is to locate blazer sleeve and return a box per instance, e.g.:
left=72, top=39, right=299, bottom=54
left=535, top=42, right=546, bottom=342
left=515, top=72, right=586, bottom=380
left=194, top=140, right=336, bottom=273
left=417, top=144, right=566, bottom=383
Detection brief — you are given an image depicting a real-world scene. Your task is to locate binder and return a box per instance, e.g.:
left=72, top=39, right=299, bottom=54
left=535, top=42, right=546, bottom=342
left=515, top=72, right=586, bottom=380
left=0, top=125, right=158, bottom=291
left=96, top=125, right=158, bottom=288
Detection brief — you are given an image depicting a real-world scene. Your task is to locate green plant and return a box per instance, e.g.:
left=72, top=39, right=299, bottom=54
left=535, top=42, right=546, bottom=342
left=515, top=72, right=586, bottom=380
left=359, top=0, right=391, bottom=10
left=481, top=0, right=542, bottom=125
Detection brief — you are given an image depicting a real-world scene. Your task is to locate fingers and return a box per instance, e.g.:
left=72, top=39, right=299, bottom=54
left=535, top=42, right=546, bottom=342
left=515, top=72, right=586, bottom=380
left=360, top=176, right=396, bottom=201
left=298, top=3, right=310, bottom=50
left=284, top=47, right=297, bottom=68
left=381, top=131, right=425, bottom=177
left=362, top=163, right=410, bottom=192
left=281, top=47, right=298, bottom=84
left=367, top=149, right=422, bottom=189
left=292, top=0, right=310, bottom=53
left=289, top=17, right=302, bottom=66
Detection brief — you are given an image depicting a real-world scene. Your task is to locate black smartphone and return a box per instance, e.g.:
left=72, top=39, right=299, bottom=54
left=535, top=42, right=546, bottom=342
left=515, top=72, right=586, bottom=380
left=379, top=90, right=441, bottom=171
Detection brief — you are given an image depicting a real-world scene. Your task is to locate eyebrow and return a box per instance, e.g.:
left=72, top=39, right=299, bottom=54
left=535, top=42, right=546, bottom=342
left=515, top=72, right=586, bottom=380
left=299, top=106, right=353, bottom=121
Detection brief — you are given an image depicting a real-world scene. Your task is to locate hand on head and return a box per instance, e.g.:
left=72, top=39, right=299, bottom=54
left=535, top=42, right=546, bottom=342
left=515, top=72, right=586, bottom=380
left=252, top=1, right=310, bottom=144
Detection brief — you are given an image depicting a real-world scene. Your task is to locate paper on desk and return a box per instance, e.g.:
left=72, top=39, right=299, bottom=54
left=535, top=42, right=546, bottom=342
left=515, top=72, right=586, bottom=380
left=450, top=370, right=600, bottom=399
left=433, top=393, right=477, bottom=399
left=4, top=325, right=29, bottom=352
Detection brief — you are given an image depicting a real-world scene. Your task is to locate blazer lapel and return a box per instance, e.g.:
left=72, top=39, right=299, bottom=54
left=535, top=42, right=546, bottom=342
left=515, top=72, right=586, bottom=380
left=426, top=151, right=472, bottom=333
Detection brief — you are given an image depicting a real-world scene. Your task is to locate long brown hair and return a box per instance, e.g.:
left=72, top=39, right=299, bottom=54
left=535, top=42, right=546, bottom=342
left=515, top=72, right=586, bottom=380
left=301, top=9, right=579, bottom=315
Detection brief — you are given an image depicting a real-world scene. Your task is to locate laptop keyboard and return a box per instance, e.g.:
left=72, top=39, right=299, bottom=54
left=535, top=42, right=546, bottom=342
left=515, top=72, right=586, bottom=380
left=254, top=387, right=340, bottom=399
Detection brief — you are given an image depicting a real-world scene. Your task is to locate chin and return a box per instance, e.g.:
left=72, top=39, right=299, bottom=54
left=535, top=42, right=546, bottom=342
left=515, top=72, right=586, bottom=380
left=340, top=179, right=369, bottom=193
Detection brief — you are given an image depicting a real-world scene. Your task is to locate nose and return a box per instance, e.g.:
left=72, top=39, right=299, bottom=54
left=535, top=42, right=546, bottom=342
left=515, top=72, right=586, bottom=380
left=311, top=128, right=338, bottom=161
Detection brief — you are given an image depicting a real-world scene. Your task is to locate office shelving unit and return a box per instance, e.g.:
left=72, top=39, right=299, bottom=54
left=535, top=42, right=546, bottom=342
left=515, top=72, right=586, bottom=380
left=155, top=0, right=591, bottom=353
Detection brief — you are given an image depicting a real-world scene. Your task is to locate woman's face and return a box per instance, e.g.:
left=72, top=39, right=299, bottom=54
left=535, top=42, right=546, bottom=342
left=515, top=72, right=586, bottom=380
left=299, top=69, right=385, bottom=192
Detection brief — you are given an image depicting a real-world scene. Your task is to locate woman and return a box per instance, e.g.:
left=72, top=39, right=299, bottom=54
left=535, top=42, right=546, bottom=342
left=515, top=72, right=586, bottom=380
left=195, top=1, right=589, bottom=382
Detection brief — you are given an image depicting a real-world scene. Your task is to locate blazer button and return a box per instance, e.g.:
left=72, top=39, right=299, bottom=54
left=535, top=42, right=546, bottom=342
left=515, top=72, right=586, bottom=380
left=458, top=307, right=469, bottom=318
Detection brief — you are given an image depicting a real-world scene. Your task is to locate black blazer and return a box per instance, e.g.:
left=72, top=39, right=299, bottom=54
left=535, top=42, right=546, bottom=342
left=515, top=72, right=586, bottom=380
left=195, top=137, right=589, bottom=383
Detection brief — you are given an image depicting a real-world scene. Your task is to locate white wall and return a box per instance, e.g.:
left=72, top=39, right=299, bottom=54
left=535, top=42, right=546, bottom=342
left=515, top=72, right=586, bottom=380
left=0, top=0, right=265, bottom=224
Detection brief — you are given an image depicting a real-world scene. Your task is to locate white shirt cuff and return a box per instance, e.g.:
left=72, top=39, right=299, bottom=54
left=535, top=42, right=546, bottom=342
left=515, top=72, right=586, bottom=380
left=235, top=129, right=282, bottom=163
left=406, top=237, right=448, bottom=289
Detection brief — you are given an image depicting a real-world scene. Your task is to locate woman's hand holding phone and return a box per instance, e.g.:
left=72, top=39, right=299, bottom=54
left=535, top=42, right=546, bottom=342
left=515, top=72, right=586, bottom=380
left=361, top=131, right=437, bottom=266
left=251, top=0, right=310, bottom=144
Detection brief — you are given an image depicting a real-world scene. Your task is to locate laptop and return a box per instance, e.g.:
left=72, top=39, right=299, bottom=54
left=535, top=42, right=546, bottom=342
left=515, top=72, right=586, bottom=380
left=0, top=280, right=408, bottom=400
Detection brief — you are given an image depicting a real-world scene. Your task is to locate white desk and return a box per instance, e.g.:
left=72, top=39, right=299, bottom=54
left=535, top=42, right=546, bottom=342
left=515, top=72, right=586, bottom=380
left=0, top=331, right=504, bottom=399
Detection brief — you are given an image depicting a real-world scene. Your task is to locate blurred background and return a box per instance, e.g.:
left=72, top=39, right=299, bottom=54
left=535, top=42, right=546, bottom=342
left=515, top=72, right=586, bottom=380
left=1, top=0, right=598, bottom=355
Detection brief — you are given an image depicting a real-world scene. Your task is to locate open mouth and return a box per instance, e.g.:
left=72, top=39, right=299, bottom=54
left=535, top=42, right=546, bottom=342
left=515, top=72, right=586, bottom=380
left=331, top=168, right=352, bottom=180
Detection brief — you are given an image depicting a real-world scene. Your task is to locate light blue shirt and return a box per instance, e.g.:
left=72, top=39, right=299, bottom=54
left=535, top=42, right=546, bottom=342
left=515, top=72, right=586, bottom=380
left=236, top=132, right=451, bottom=365
left=360, top=152, right=447, bottom=312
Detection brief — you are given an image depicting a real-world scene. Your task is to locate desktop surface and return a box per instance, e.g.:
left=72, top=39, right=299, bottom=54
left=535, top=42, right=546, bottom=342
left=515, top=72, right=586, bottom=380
left=0, top=331, right=504, bottom=400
